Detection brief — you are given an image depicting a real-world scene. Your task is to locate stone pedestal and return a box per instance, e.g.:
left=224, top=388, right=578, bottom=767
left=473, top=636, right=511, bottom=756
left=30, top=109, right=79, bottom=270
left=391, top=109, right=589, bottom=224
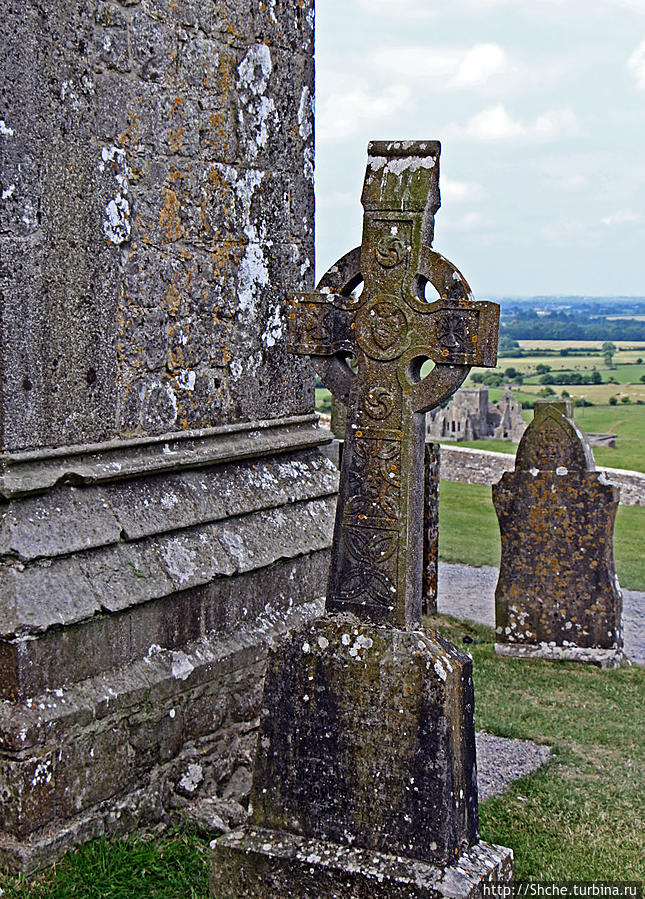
left=210, top=616, right=513, bottom=897
left=494, top=399, right=624, bottom=667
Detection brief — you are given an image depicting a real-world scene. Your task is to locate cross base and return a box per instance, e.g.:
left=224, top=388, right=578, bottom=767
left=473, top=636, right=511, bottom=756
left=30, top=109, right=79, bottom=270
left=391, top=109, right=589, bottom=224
left=210, top=827, right=513, bottom=898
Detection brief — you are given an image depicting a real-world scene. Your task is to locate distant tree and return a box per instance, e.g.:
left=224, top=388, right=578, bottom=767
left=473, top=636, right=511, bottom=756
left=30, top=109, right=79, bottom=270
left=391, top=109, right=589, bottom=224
left=609, top=396, right=618, bottom=405
left=637, top=357, right=643, bottom=364
left=539, top=386, right=555, bottom=397
left=498, top=335, right=520, bottom=354
left=536, top=363, right=551, bottom=375
left=640, top=374, right=645, bottom=384
left=621, top=396, right=632, bottom=404
left=561, top=390, right=570, bottom=397
left=504, top=367, right=518, bottom=379
left=471, top=372, right=484, bottom=383
left=591, top=371, right=602, bottom=384
left=559, top=348, right=570, bottom=356
left=539, top=373, right=555, bottom=384
left=602, top=341, right=617, bottom=368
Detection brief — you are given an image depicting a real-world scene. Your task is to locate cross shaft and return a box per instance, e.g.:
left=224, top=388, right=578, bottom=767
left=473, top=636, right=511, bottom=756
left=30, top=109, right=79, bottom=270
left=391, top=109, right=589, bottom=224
left=289, top=141, right=499, bottom=627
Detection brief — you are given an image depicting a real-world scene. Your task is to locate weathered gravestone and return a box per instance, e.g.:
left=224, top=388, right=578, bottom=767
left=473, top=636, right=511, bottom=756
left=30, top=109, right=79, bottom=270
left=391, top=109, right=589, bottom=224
left=210, top=141, right=512, bottom=897
left=0, top=0, right=337, bottom=872
left=494, top=398, right=625, bottom=667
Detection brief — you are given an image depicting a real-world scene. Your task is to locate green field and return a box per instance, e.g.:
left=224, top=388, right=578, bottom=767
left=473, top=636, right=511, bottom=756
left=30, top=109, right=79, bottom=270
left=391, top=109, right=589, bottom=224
left=466, top=338, right=645, bottom=404
left=450, top=402, right=645, bottom=474
left=438, top=481, right=645, bottom=590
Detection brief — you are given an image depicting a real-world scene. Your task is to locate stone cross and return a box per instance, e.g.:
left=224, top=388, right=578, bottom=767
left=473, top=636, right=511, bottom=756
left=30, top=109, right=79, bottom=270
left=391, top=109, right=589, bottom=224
left=288, top=141, right=499, bottom=626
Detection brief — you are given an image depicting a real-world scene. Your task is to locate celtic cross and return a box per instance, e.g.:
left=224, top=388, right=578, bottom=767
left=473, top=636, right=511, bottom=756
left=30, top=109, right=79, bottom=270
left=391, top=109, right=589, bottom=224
left=288, top=141, right=499, bottom=627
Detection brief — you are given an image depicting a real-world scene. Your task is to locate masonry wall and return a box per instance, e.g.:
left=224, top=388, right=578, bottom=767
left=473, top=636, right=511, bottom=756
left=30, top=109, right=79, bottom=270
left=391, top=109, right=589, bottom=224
left=440, top=445, right=645, bottom=506
left=0, top=0, right=329, bottom=872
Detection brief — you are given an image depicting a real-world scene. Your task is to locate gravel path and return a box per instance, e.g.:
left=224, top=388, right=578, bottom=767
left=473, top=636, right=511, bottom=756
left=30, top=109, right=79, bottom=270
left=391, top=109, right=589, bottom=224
left=437, top=562, right=645, bottom=665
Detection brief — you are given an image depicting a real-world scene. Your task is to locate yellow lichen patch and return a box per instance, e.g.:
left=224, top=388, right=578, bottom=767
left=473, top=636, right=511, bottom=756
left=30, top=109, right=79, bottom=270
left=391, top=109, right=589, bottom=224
left=159, top=188, right=183, bottom=243
left=168, top=126, right=184, bottom=153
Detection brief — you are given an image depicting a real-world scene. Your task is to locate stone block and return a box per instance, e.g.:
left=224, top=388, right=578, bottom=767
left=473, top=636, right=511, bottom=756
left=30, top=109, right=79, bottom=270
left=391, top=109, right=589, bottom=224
left=211, top=614, right=514, bottom=897
left=249, top=617, right=478, bottom=864
left=0, top=751, right=56, bottom=837
left=55, top=725, right=131, bottom=819
left=0, top=486, right=121, bottom=562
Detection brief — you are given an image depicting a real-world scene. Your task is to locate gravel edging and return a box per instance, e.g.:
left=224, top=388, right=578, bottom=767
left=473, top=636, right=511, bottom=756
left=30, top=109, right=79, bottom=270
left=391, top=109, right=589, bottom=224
left=476, top=732, right=552, bottom=801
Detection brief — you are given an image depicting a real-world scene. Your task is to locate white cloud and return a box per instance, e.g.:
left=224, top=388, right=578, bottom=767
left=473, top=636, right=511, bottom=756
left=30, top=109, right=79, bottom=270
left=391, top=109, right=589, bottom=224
left=452, top=43, right=509, bottom=87
left=627, top=39, right=645, bottom=88
left=449, top=211, right=484, bottom=230
left=446, top=104, right=580, bottom=142
left=601, top=209, right=642, bottom=225
left=613, top=0, right=645, bottom=12
left=354, top=0, right=436, bottom=19
left=441, top=177, right=485, bottom=202
left=316, top=189, right=356, bottom=210
left=317, top=84, right=411, bottom=142
left=372, top=42, right=510, bottom=90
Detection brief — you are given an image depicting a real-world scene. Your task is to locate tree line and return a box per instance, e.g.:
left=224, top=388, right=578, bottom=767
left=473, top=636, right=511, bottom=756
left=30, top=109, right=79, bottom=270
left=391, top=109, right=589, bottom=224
left=500, top=313, right=645, bottom=342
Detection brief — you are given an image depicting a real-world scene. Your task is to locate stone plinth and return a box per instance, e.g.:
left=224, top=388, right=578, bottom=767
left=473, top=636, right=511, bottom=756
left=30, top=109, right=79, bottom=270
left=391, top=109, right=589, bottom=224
left=211, top=616, right=512, bottom=896
left=211, top=828, right=513, bottom=899
left=493, top=399, right=624, bottom=667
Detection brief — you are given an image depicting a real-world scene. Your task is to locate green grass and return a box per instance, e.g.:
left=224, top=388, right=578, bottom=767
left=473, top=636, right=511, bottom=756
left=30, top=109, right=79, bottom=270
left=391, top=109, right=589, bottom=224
left=438, top=481, right=645, bottom=590
left=426, top=614, right=645, bottom=879
left=315, top=386, right=331, bottom=414
left=439, top=482, right=501, bottom=569
left=0, top=824, right=210, bottom=899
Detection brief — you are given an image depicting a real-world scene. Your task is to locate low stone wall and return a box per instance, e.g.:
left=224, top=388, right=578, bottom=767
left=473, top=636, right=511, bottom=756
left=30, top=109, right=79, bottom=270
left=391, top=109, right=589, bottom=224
left=439, top=445, right=645, bottom=507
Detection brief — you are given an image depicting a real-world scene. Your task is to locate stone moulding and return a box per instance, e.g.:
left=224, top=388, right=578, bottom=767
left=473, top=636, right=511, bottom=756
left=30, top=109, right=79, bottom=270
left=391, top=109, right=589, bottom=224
left=0, top=413, right=325, bottom=499
left=210, top=827, right=513, bottom=899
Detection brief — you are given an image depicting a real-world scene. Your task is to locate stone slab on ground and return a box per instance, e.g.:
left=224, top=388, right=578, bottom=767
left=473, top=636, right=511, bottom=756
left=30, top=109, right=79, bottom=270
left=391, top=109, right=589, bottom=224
left=210, top=827, right=513, bottom=899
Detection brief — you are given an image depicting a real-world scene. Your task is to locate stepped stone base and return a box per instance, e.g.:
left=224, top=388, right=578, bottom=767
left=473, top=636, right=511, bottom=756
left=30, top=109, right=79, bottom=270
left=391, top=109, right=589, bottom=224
left=0, top=597, right=326, bottom=874
left=495, top=642, right=628, bottom=668
left=210, top=827, right=513, bottom=898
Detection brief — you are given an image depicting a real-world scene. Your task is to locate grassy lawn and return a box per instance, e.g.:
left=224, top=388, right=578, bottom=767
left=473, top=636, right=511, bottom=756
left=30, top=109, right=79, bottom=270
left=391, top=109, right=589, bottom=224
left=0, top=824, right=211, bottom=898
left=438, top=481, right=645, bottom=590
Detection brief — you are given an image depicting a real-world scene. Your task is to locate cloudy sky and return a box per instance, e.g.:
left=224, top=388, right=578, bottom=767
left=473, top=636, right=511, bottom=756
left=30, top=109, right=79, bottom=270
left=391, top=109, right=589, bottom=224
left=315, top=0, right=645, bottom=297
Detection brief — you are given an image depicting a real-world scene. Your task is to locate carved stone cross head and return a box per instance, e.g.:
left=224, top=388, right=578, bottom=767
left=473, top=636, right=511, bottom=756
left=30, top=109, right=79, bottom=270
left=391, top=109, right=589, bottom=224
left=289, top=141, right=500, bottom=627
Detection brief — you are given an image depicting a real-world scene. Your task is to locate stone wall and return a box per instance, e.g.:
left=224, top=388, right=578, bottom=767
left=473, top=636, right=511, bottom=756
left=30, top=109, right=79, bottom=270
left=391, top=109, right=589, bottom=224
left=0, top=0, right=329, bottom=872
left=1, top=0, right=315, bottom=450
left=440, top=445, right=645, bottom=506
